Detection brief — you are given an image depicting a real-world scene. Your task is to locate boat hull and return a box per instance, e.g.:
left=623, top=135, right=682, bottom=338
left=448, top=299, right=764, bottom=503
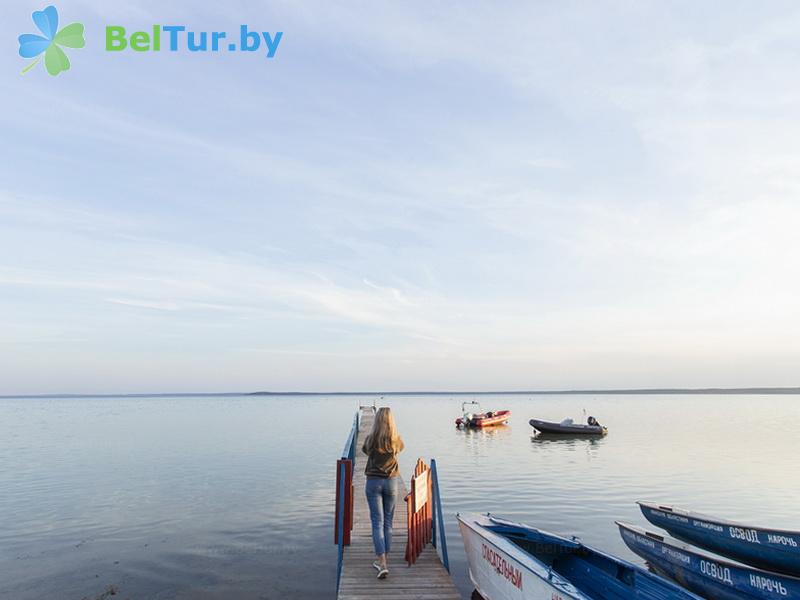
left=639, top=502, right=800, bottom=576
left=618, top=521, right=800, bottom=600
left=473, top=411, right=511, bottom=428
left=529, top=419, right=607, bottom=435
left=457, top=410, right=511, bottom=428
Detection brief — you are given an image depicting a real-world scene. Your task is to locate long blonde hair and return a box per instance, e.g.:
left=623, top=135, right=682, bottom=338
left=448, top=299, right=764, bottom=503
left=365, top=407, right=402, bottom=453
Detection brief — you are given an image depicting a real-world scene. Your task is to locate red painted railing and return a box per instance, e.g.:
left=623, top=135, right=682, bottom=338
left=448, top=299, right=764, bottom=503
left=334, top=458, right=353, bottom=545
left=404, top=458, right=433, bottom=565
left=335, top=411, right=358, bottom=550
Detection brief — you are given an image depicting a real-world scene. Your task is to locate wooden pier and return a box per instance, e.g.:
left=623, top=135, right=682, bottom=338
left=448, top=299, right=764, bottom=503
left=337, top=407, right=462, bottom=600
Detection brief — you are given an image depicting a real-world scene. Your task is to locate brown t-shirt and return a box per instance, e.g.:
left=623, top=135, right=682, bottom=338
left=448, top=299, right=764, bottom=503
left=362, top=436, right=405, bottom=478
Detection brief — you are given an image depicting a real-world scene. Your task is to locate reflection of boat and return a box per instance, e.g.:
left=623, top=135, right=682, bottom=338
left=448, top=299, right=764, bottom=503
left=458, top=513, right=702, bottom=600
left=529, top=418, right=607, bottom=435
left=639, top=502, right=800, bottom=577
left=456, top=401, right=510, bottom=428
left=618, top=521, right=800, bottom=600
left=531, top=432, right=605, bottom=443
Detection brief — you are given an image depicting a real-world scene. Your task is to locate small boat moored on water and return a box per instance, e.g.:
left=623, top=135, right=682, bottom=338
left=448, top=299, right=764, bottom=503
left=529, top=417, right=607, bottom=435
left=456, top=401, right=511, bottom=428
left=639, top=501, right=800, bottom=577
left=458, top=513, right=702, bottom=600
left=618, top=521, right=800, bottom=600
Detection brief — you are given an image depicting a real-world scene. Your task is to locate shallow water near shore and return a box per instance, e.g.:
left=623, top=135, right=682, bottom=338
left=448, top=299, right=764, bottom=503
left=1, top=394, right=798, bottom=599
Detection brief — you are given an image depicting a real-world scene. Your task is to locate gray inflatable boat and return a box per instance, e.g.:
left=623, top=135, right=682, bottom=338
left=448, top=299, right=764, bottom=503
left=529, top=418, right=607, bottom=435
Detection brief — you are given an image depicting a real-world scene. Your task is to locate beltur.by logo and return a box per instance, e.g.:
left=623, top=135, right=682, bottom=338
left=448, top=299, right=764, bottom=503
left=18, top=5, right=85, bottom=76
left=105, top=25, right=283, bottom=58
left=17, top=5, right=284, bottom=77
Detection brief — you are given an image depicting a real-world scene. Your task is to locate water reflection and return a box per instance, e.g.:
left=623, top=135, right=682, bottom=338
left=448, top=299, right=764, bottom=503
left=530, top=432, right=607, bottom=445
left=455, top=425, right=513, bottom=439
left=454, top=424, right=514, bottom=460
left=529, top=432, right=606, bottom=464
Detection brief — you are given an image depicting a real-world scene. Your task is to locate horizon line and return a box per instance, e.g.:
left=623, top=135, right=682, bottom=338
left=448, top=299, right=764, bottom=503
left=2, top=386, right=800, bottom=399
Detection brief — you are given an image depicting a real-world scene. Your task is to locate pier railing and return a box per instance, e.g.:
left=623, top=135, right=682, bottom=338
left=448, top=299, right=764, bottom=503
left=404, top=458, right=449, bottom=572
left=335, top=410, right=359, bottom=592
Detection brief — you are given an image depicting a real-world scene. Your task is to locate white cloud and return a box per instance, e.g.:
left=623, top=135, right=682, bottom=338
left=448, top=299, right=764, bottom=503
left=524, top=158, right=568, bottom=170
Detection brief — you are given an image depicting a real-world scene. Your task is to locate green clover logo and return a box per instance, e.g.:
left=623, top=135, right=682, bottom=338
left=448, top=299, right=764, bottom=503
left=18, top=6, right=85, bottom=76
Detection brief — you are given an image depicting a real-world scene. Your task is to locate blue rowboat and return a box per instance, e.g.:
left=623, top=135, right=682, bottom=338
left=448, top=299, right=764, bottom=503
left=639, top=501, right=800, bottom=576
left=458, top=513, right=702, bottom=600
left=618, top=521, right=800, bottom=600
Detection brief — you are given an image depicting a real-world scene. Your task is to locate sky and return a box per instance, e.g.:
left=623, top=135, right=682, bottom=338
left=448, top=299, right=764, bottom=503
left=2, top=1, right=800, bottom=394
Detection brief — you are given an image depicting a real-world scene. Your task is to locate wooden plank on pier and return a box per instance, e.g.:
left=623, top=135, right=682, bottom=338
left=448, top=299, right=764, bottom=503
left=338, top=408, right=462, bottom=600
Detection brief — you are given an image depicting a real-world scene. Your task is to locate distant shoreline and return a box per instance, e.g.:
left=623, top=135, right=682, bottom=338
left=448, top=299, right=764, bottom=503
left=2, top=387, right=799, bottom=399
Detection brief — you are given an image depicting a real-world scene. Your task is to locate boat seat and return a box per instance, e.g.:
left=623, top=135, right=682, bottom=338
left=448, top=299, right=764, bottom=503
left=554, top=555, right=677, bottom=600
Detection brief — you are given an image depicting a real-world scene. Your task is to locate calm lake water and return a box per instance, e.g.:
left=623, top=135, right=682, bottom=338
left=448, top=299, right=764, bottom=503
left=1, top=394, right=798, bottom=599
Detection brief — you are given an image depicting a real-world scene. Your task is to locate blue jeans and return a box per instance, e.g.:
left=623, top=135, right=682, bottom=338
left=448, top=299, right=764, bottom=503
left=365, top=476, right=398, bottom=556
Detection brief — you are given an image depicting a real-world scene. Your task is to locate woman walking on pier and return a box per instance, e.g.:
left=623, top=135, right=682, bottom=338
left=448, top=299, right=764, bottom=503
left=362, top=407, right=405, bottom=579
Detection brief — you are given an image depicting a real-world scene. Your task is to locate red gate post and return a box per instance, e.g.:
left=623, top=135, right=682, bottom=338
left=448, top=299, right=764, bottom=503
left=405, top=458, right=433, bottom=565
